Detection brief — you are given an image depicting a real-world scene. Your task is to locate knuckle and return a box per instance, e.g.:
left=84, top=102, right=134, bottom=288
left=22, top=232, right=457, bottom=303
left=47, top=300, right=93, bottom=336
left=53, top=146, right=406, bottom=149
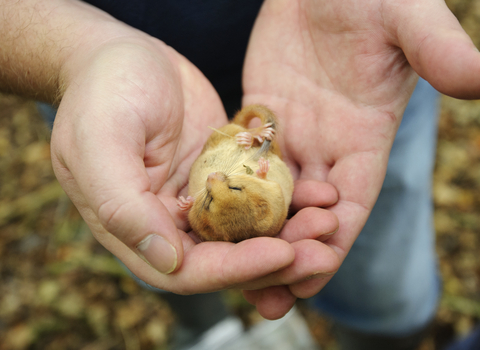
left=96, top=197, right=135, bottom=244
left=97, top=198, right=122, bottom=231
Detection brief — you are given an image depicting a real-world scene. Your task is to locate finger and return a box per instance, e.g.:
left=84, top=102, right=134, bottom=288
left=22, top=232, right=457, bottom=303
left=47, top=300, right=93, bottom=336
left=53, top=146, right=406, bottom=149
left=53, top=154, right=185, bottom=276
left=290, top=179, right=338, bottom=212
left=272, top=240, right=339, bottom=284
left=391, top=0, right=480, bottom=99
left=52, top=108, right=185, bottom=276
left=84, top=151, right=184, bottom=275
left=243, top=286, right=297, bottom=320
left=281, top=207, right=339, bottom=243
left=152, top=237, right=295, bottom=294
left=240, top=239, right=340, bottom=291
left=289, top=274, right=334, bottom=299
left=242, top=289, right=260, bottom=305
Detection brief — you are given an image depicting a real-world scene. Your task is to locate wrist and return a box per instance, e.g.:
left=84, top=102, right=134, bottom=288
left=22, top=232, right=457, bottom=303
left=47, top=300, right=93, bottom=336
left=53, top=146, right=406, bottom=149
left=0, top=0, right=148, bottom=104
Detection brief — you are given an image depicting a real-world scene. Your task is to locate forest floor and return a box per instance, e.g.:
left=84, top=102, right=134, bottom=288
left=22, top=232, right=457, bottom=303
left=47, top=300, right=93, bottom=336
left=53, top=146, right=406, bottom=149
left=1, top=1, right=480, bottom=349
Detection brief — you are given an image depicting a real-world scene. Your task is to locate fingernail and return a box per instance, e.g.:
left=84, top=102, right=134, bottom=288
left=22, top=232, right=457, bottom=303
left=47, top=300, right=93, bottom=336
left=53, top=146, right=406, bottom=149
left=305, top=271, right=336, bottom=281
left=137, top=234, right=177, bottom=274
left=325, top=227, right=339, bottom=236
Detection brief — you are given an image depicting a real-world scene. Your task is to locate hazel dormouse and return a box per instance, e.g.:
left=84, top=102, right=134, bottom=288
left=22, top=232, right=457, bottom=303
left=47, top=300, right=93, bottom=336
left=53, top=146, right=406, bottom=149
left=177, top=105, right=294, bottom=243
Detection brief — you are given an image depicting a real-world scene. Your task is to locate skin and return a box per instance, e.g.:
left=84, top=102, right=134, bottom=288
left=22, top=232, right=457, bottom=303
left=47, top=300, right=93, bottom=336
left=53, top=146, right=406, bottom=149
left=0, top=0, right=338, bottom=305
left=241, top=0, right=480, bottom=319
left=1, top=0, right=480, bottom=321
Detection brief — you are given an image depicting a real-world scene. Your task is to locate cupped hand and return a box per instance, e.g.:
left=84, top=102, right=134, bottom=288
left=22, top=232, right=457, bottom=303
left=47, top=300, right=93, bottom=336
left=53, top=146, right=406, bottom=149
left=241, top=0, right=480, bottom=318
left=49, top=16, right=329, bottom=298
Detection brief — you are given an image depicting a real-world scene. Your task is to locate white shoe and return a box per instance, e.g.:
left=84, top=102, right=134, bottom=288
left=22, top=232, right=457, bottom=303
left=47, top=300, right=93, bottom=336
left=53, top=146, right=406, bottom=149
left=184, top=307, right=319, bottom=350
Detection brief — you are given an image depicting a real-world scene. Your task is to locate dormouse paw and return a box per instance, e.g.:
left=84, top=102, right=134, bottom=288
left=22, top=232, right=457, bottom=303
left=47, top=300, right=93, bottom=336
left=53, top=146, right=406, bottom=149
left=236, top=132, right=254, bottom=149
left=236, top=123, right=275, bottom=149
left=254, top=122, right=275, bottom=143
left=256, top=157, right=270, bottom=179
left=177, top=196, right=194, bottom=211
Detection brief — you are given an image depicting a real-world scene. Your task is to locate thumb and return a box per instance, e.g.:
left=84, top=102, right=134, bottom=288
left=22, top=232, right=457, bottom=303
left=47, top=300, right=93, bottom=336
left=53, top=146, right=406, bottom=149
left=392, top=0, right=480, bottom=99
left=51, top=111, right=184, bottom=278
left=96, top=188, right=184, bottom=275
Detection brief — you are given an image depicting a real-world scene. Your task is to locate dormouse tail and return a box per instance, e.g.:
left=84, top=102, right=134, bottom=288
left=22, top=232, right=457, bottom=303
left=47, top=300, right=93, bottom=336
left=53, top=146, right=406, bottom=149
left=232, top=104, right=277, bottom=130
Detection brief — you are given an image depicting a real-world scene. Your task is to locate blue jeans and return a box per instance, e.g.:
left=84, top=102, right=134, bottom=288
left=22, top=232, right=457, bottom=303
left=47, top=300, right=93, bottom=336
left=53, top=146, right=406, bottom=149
left=309, top=78, right=440, bottom=335
left=447, top=326, right=480, bottom=350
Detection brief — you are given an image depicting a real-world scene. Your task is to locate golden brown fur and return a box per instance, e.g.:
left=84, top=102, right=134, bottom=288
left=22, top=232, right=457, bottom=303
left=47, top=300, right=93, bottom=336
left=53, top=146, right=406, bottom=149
left=186, top=105, right=294, bottom=243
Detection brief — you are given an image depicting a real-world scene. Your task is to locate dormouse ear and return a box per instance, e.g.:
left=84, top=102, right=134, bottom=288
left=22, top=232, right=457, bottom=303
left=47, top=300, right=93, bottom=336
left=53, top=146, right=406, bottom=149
left=255, top=199, right=268, bottom=219
left=253, top=198, right=273, bottom=232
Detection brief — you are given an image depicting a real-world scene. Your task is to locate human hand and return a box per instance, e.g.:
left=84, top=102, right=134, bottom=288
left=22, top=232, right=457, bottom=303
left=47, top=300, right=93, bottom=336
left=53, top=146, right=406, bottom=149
left=242, top=0, right=480, bottom=318
left=48, top=2, right=315, bottom=298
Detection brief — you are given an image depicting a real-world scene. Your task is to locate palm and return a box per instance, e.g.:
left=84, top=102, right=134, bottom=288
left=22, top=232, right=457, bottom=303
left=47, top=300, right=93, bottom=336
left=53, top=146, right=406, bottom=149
left=51, top=39, right=230, bottom=285
left=51, top=37, right=303, bottom=298
left=243, top=0, right=419, bottom=290
left=146, top=46, right=231, bottom=231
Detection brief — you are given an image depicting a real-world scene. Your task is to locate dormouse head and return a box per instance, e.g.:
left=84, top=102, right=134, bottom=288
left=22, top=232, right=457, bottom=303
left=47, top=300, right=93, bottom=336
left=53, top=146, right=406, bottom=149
left=188, top=171, right=286, bottom=242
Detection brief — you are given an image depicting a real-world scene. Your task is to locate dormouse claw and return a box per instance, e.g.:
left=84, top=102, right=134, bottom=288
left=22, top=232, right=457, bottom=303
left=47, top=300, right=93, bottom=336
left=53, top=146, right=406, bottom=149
left=177, top=196, right=194, bottom=211
left=255, top=123, right=275, bottom=143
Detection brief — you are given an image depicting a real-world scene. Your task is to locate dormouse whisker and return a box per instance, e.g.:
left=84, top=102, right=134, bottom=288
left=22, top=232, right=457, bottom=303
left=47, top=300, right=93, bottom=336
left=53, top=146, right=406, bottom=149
left=224, top=150, right=244, bottom=173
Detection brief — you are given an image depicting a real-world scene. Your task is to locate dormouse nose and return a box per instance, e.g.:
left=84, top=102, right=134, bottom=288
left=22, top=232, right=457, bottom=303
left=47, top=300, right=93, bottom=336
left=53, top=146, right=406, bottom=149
left=207, top=172, right=227, bottom=182
left=206, top=172, right=227, bottom=190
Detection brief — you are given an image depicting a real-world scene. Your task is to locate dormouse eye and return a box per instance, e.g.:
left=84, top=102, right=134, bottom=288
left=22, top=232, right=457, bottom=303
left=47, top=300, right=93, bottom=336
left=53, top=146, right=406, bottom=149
left=203, top=196, right=213, bottom=211
left=229, top=186, right=242, bottom=191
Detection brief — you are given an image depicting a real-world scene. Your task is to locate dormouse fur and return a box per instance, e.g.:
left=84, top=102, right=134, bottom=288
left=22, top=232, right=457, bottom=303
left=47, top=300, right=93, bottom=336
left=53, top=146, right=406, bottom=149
left=184, top=105, right=294, bottom=243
